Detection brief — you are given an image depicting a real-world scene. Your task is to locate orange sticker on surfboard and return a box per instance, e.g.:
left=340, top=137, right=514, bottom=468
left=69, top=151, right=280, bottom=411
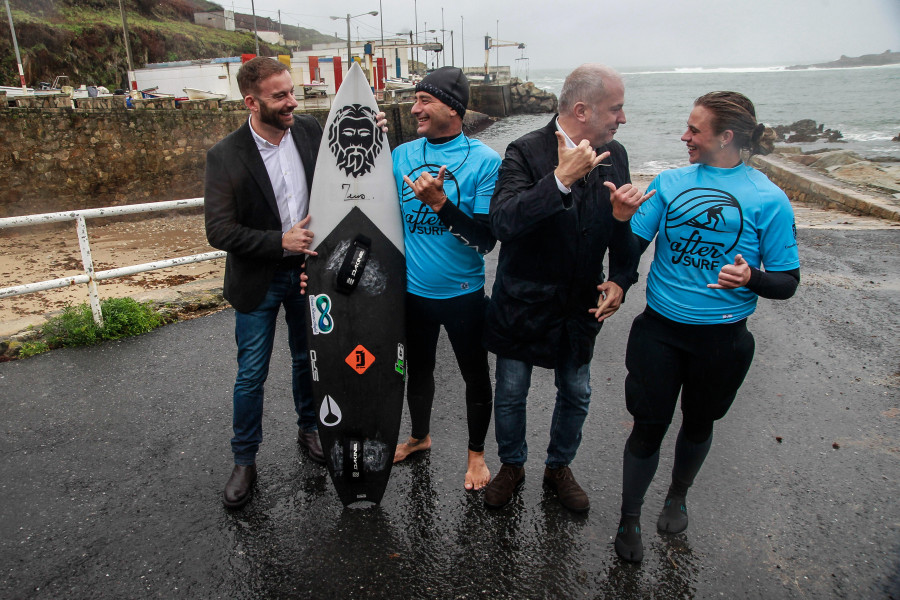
left=345, top=345, right=375, bottom=374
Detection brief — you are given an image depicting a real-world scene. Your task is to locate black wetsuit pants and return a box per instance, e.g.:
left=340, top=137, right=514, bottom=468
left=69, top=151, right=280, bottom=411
left=620, top=305, right=756, bottom=516
left=405, top=290, right=493, bottom=453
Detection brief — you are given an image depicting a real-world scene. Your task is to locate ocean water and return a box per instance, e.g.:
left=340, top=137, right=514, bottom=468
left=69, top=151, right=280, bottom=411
left=473, top=64, right=900, bottom=175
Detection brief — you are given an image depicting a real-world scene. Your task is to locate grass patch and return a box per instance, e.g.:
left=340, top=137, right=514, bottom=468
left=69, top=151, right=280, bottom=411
left=24, top=297, right=169, bottom=356
left=18, top=340, right=50, bottom=359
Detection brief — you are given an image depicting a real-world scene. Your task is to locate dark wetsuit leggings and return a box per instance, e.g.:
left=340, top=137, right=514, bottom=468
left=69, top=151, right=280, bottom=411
left=405, top=290, right=493, bottom=453
left=621, top=306, right=756, bottom=515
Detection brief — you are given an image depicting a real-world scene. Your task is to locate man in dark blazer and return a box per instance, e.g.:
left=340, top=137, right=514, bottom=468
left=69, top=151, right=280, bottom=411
left=204, top=57, right=326, bottom=510
left=483, top=64, right=654, bottom=513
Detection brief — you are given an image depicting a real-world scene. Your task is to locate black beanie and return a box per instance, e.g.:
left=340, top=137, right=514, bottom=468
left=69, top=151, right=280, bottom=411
left=416, top=67, right=469, bottom=117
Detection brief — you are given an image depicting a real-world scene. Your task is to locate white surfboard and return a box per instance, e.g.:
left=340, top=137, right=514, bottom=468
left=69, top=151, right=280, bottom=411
left=305, top=62, right=406, bottom=506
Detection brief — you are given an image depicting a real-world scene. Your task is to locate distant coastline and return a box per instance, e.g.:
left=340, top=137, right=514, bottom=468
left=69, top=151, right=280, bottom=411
left=786, top=50, right=900, bottom=70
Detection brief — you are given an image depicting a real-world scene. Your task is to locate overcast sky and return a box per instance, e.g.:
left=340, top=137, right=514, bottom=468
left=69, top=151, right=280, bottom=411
left=229, top=0, right=900, bottom=70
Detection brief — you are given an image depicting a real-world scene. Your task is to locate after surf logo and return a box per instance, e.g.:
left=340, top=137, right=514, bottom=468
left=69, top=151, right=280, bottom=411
left=309, top=294, right=334, bottom=335
left=663, top=187, right=744, bottom=271
left=328, top=104, right=382, bottom=178
left=401, top=163, right=461, bottom=235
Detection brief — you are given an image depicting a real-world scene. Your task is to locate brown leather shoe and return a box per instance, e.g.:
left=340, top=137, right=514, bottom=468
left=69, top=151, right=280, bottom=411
left=484, top=463, right=525, bottom=508
left=223, top=464, right=257, bottom=509
left=298, top=429, right=326, bottom=464
left=543, top=466, right=590, bottom=513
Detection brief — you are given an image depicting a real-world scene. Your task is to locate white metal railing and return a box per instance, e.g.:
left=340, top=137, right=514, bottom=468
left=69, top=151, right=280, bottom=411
left=0, top=198, right=225, bottom=326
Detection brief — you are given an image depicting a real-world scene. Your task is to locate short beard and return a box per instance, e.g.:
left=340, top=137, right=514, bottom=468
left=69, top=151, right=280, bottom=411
left=258, top=99, right=292, bottom=131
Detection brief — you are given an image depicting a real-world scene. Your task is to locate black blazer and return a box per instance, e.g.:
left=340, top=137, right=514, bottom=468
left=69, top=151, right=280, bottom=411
left=484, top=116, right=639, bottom=368
left=204, top=116, right=322, bottom=312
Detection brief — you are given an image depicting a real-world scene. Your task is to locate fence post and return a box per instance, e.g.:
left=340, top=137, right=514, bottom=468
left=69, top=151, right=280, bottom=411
left=75, top=215, right=104, bottom=326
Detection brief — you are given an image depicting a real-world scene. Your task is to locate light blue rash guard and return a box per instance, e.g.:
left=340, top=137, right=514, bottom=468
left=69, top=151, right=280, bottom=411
left=632, top=162, right=800, bottom=324
left=391, top=134, right=501, bottom=299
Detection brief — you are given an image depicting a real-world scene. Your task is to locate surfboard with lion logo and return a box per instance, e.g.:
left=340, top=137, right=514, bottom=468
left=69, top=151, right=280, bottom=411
left=305, top=62, right=406, bottom=506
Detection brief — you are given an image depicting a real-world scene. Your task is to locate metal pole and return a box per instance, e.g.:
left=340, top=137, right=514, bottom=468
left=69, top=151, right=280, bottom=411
left=408, top=31, right=413, bottom=77
left=117, top=0, right=134, bottom=91
left=3, top=0, right=27, bottom=91
left=495, top=20, right=499, bottom=76
left=414, top=0, right=418, bottom=75
left=75, top=215, right=104, bottom=326
left=450, top=30, right=454, bottom=67
left=250, top=0, right=259, bottom=55
left=379, top=0, right=384, bottom=65
left=441, top=8, right=445, bottom=67
left=346, top=14, right=351, bottom=68
left=460, top=16, right=464, bottom=71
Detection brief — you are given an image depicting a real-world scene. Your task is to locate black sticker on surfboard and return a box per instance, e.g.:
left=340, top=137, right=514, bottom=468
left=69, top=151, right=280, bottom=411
left=335, top=235, right=371, bottom=294
left=327, top=104, right=383, bottom=178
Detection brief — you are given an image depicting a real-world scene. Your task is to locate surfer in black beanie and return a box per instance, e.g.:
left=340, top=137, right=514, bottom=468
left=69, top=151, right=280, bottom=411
left=391, top=67, right=502, bottom=491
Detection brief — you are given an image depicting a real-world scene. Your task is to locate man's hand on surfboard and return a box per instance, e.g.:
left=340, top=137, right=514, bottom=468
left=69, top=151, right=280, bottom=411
left=299, top=271, right=308, bottom=295
left=403, top=165, right=449, bottom=212
left=589, top=280, right=624, bottom=322
left=282, top=214, right=318, bottom=256
left=376, top=111, right=389, bottom=133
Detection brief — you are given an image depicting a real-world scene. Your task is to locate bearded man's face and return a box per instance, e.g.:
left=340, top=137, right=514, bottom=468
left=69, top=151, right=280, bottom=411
left=328, top=104, right=383, bottom=178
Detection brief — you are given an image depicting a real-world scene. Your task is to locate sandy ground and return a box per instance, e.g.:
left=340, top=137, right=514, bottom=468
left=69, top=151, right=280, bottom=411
left=0, top=212, right=225, bottom=335
left=1, top=173, right=897, bottom=337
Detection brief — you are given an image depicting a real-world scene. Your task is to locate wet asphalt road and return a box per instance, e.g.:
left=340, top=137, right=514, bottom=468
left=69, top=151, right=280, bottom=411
left=1, top=226, right=899, bottom=600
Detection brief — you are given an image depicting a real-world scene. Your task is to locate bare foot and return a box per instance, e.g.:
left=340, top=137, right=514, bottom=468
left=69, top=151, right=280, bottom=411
left=465, top=450, right=491, bottom=491
left=393, top=435, right=432, bottom=463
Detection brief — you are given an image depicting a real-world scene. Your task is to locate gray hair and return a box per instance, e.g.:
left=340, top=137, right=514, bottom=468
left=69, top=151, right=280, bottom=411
left=558, top=64, right=622, bottom=114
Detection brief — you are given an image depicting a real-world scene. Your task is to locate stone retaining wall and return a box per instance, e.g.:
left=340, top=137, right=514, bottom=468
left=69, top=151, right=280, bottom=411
left=0, top=102, right=418, bottom=218
left=751, top=154, right=900, bottom=222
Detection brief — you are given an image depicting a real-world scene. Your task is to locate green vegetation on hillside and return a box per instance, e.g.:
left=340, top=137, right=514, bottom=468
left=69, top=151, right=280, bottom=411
left=0, top=0, right=337, bottom=89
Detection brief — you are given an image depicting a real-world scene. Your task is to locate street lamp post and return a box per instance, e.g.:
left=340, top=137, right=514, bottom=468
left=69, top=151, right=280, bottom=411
left=439, top=28, right=453, bottom=67
left=421, top=28, right=436, bottom=71
left=414, top=0, right=419, bottom=75
left=250, top=0, right=259, bottom=55
left=379, top=0, right=384, bottom=65
left=4, top=0, right=27, bottom=91
left=117, top=0, right=134, bottom=91
left=460, top=16, right=464, bottom=71
left=330, top=11, right=378, bottom=67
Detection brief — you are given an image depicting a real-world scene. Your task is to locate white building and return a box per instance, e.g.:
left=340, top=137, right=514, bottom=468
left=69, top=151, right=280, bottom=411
left=291, top=38, right=416, bottom=93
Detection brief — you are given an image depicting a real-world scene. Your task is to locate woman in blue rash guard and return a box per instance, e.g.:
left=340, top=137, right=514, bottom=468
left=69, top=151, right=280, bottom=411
left=613, top=91, right=800, bottom=563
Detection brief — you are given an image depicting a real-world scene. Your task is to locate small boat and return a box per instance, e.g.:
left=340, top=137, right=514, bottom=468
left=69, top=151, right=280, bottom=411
left=0, top=85, right=34, bottom=97
left=139, top=86, right=174, bottom=99
left=384, top=77, right=416, bottom=90
left=183, top=87, right=227, bottom=101
left=33, top=75, right=72, bottom=95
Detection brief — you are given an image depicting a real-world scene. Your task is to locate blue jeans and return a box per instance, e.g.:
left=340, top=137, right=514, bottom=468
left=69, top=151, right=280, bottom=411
left=494, top=345, right=592, bottom=469
left=231, top=269, right=315, bottom=465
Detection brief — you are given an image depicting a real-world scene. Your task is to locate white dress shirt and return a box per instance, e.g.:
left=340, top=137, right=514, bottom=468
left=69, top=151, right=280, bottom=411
left=555, top=117, right=578, bottom=194
left=248, top=117, right=309, bottom=255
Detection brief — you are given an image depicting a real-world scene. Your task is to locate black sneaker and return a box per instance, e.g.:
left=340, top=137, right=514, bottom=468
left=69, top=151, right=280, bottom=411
left=614, top=516, right=643, bottom=563
left=657, top=495, right=688, bottom=533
